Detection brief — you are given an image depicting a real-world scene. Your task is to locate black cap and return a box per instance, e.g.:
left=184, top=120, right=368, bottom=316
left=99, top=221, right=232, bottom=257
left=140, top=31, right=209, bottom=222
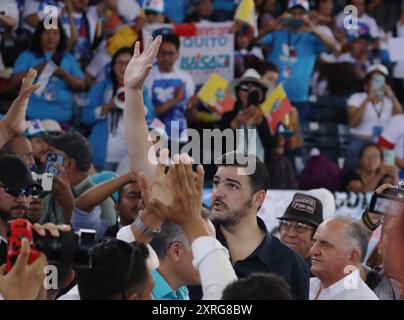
left=278, top=193, right=323, bottom=227
left=0, top=155, right=41, bottom=193
left=44, top=132, right=92, bottom=172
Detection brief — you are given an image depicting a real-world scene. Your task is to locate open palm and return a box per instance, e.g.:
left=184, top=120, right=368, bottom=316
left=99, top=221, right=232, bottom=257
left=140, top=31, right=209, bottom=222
left=124, top=36, right=162, bottom=90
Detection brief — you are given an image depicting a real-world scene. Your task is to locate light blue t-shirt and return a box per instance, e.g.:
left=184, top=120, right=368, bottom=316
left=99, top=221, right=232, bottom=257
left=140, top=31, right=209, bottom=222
left=152, top=269, right=190, bottom=300
left=164, top=0, right=189, bottom=23
left=262, top=29, right=326, bottom=102
left=12, top=51, right=84, bottom=123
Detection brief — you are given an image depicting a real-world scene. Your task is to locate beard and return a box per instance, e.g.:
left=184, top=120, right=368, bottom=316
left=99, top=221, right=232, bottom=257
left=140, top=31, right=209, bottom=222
left=211, top=199, right=252, bottom=228
left=0, top=206, right=27, bottom=221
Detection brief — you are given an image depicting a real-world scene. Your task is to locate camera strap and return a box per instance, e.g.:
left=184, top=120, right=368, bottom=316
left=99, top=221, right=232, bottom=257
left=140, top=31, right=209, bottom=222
left=361, top=209, right=381, bottom=231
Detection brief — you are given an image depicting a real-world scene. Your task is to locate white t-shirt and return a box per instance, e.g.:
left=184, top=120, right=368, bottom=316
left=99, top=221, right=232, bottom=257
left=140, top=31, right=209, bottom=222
left=0, top=0, right=19, bottom=32
left=22, top=0, right=65, bottom=33
left=347, top=92, right=394, bottom=137
left=379, top=114, right=404, bottom=160
left=85, top=40, right=111, bottom=81
left=336, top=12, right=380, bottom=39
left=105, top=113, right=128, bottom=164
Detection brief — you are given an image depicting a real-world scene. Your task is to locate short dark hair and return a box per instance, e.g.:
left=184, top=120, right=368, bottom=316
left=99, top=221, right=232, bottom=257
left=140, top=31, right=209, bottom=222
left=222, top=273, right=292, bottom=300
left=31, top=19, right=67, bottom=57
left=216, top=151, right=270, bottom=194
left=257, top=62, right=279, bottom=76
left=45, top=132, right=92, bottom=172
left=77, top=239, right=149, bottom=300
left=162, top=33, right=180, bottom=51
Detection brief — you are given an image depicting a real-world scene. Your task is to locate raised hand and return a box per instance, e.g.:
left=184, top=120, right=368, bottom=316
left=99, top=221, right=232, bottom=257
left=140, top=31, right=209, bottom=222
left=124, top=36, right=162, bottom=90
left=3, top=68, right=41, bottom=136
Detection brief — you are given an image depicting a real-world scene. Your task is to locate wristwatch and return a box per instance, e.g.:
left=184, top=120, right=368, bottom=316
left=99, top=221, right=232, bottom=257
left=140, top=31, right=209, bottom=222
left=133, top=211, right=161, bottom=237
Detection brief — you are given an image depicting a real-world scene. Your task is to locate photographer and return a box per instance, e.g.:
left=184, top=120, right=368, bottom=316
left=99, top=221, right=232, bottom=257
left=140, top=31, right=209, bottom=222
left=360, top=183, right=404, bottom=299
left=38, top=132, right=116, bottom=228
left=220, top=69, right=277, bottom=168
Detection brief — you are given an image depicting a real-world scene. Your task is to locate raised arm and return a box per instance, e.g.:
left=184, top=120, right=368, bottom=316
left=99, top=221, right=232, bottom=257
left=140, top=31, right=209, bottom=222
left=123, top=36, right=162, bottom=182
left=0, top=69, right=40, bottom=149
left=75, top=172, right=134, bottom=213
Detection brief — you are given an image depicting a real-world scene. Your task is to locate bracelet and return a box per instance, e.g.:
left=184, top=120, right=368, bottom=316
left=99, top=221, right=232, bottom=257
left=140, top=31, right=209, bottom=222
left=133, top=211, right=161, bottom=238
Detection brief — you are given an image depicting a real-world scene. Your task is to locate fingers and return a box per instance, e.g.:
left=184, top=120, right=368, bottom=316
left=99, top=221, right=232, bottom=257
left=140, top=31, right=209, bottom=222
left=195, top=164, right=205, bottom=193
left=151, top=35, right=162, bottom=58
left=0, top=264, right=6, bottom=276
left=133, top=41, right=140, bottom=58
left=375, top=184, right=395, bottom=194
left=138, top=172, right=151, bottom=204
left=144, top=36, right=153, bottom=55
left=13, top=238, right=30, bottom=273
left=155, top=148, right=169, bottom=177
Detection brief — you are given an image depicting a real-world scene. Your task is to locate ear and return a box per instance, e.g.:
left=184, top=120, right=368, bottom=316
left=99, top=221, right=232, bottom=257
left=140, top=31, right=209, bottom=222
left=114, top=202, right=120, bottom=213
left=61, top=269, right=75, bottom=289
left=168, top=242, right=183, bottom=263
left=252, top=190, right=266, bottom=209
left=64, top=157, right=75, bottom=171
left=349, top=249, right=362, bottom=265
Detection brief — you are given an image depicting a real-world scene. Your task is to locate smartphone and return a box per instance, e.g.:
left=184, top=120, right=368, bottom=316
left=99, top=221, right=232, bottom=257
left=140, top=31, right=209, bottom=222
left=45, top=152, right=64, bottom=176
left=368, top=192, right=404, bottom=215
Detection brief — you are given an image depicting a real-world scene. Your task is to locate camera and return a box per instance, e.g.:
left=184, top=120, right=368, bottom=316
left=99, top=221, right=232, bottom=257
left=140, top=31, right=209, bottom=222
left=32, top=172, right=53, bottom=192
left=6, top=218, right=96, bottom=272
left=368, top=181, right=404, bottom=215
left=247, top=88, right=261, bottom=106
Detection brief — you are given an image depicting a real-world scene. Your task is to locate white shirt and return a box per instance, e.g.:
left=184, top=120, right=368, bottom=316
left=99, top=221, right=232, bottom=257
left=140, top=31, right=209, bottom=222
left=336, top=12, right=380, bottom=39
left=379, top=114, right=404, bottom=160
left=347, top=92, right=394, bottom=137
left=0, top=0, right=19, bottom=32
left=310, top=270, right=379, bottom=300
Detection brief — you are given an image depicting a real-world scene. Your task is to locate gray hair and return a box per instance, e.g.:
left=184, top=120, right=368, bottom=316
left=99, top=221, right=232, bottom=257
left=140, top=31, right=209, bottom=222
left=333, top=216, right=369, bottom=263
left=149, top=221, right=189, bottom=259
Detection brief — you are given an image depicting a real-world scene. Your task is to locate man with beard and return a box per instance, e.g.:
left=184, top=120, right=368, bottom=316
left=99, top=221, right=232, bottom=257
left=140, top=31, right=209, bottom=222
left=0, top=155, right=42, bottom=263
left=211, top=151, right=309, bottom=300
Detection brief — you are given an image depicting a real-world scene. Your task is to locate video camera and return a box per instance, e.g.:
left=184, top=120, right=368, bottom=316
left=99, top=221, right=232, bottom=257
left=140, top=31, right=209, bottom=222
left=6, top=218, right=96, bottom=272
left=368, top=181, right=404, bottom=215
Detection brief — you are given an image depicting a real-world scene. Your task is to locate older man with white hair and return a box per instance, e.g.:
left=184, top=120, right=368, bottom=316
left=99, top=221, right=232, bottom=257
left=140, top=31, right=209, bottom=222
left=310, top=216, right=378, bottom=300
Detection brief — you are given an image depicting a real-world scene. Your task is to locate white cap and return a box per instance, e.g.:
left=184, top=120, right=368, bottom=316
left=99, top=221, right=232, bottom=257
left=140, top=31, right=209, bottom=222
left=144, top=0, right=164, bottom=14
left=41, top=119, right=62, bottom=133
left=366, top=63, right=389, bottom=77
left=304, top=188, right=336, bottom=221
left=288, top=0, right=310, bottom=12
left=118, top=0, right=141, bottom=22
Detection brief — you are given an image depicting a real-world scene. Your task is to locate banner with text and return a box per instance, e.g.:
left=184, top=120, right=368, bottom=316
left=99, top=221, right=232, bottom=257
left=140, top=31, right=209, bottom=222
left=143, top=22, right=234, bottom=86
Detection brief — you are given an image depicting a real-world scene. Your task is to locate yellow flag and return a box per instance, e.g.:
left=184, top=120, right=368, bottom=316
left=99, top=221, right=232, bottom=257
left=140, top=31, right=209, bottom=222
left=197, top=73, right=235, bottom=115
left=235, top=0, right=255, bottom=27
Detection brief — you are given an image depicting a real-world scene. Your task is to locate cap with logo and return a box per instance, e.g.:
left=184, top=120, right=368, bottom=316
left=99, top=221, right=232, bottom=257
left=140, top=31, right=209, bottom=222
left=278, top=192, right=323, bottom=227
left=288, top=0, right=310, bottom=12
left=144, top=0, right=164, bottom=14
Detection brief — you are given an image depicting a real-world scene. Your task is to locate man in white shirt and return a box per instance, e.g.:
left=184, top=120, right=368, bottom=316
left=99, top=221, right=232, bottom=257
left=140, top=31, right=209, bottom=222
left=309, top=216, right=379, bottom=300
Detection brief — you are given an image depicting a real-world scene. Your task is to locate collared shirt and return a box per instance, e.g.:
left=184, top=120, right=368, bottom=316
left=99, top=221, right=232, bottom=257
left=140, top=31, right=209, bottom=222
left=215, top=217, right=310, bottom=300
left=152, top=269, right=189, bottom=300
left=310, top=270, right=379, bottom=300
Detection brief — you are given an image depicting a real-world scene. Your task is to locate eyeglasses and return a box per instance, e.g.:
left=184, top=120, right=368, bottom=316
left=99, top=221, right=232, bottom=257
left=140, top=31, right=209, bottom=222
left=279, top=220, right=314, bottom=234
left=158, top=50, right=177, bottom=57
left=0, top=182, right=33, bottom=198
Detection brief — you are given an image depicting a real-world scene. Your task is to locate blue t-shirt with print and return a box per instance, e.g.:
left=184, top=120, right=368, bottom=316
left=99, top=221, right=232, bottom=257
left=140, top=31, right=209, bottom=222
left=150, top=78, right=188, bottom=139
left=262, top=29, right=326, bottom=102
left=12, top=51, right=84, bottom=123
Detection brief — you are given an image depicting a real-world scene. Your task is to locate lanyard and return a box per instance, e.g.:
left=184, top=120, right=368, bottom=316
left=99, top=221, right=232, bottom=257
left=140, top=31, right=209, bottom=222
left=370, top=99, right=384, bottom=122
left=287, top=29, right=303, bottom=56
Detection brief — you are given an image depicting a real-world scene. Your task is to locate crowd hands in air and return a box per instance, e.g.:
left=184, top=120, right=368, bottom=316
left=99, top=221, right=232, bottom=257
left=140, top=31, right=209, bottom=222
left=1, top=35, right=404, bottom=301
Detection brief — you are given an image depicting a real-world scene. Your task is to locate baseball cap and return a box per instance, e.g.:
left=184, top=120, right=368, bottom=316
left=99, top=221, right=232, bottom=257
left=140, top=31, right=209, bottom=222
left=25, top=119, right=45, bottom=138
left=45, top=132, right=92, bottom=172
left=41, top=119, right=63, bottom=136
left=287, top=0, right=310, bottom=12
left=0, top=155, right=41, bottom=195
left=366, top=63, right=389, bottom=77
left=144, top=0, right=164, bottom=14
left=278, top=193, right=323, bottom=227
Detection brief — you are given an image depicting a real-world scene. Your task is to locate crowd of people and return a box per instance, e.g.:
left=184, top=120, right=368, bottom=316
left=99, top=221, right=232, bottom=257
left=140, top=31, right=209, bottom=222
left=1, top=0, right=404, bottom=301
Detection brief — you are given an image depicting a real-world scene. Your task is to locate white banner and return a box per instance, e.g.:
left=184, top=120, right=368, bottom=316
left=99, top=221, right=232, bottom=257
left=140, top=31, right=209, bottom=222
left=143, top=22, right=234, bottom=86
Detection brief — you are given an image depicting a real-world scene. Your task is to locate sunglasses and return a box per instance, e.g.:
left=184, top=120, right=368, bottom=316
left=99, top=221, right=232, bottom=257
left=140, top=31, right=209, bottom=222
left=0, top=184, right=33, bottom=198
left=279, top=220, right=314, bottom=234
